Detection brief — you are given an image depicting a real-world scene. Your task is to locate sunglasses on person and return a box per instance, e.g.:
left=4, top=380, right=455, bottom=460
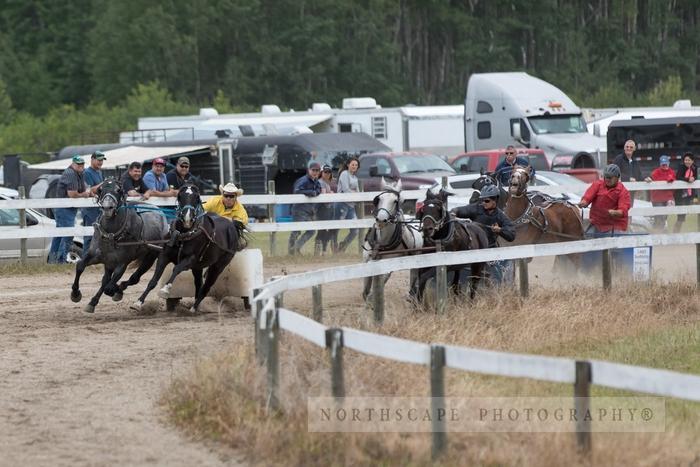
left=223, top=194, right=237, bottom=199
left=481, top=197, right=497, bottom=204
left=179, top=164, right=190, bottom=168
left=505, top=152, right=516, bottom=156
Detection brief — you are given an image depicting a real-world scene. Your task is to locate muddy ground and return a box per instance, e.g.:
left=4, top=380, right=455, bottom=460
left=0, top=245, right=694, bottom=466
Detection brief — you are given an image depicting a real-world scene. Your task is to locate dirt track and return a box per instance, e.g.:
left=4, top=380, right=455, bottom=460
left=0, top=245, right=694, bottom=466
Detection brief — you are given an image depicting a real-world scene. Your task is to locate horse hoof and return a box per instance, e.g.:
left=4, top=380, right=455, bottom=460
left=112, top=292, right=123, bottom=302
left=130, top=301, right=143, bottom=312
left=70, top=291, right=82, bottom=303
left=189, top=306, right=198, bottom=314
left=84, top=304, right=95, bottom=313
left=158, top=284, right=172, bottom=299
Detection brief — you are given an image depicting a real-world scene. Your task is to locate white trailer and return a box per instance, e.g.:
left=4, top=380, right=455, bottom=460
left=584, top=100, right=700, bottom=137
left=130, top=98, right=466, bottom=157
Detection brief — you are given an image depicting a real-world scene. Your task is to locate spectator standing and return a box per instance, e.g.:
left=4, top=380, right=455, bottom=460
left=120, top=161, right=149, bottom=197
left=203, top=183, right=249, bottom=225
left=81, top=150, right=106, bottom=254
left=612, top=139, right=643, bottom=182
left=494, top=145, right=534, bottom=186
left=166, top=156, right=194, bottom=191
left=143, top=158, right=173, bottom=198
left=315, top=164, right=336, bottom=255
left=335, top=157, right=360, bottom=253
left=577, top=164, right=631, bottom=234
left=48, top=156, right=91, bottom=263
left=673, top=152, right=698, bottom=233
left=647, top=155, right=676, bottom=231
left=288, top=161, right=322, bottom=255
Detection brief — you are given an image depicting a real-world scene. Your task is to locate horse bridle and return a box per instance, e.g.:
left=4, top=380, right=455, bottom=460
left=373, top=188, right=402, bottom=223
left=509, top=168, right=530, bottom=198
left=421, top=199, right=448, bottom=236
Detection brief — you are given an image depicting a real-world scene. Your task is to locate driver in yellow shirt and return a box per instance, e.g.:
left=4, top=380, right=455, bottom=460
left=203, top=183, right=249, bottom=225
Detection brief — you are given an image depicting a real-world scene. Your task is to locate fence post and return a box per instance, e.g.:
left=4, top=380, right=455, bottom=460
left=435, top=241, right=447, bottom=314
left=430, top=345, right=447, bottom=460
left=574, top=361, right=592, bottom=454
left=18, top=186, right=27, bottom=264
left=266, top=306, right=280, bottom=411
left=252, top=287, right=263, bottom=364
left=312, top=285, right=323, bottom=322
left=372, top=274, right=385, bottom=324
left=601, top=249, right=612, bottom=291
left=356, top=201, right=364, bottom=255
left=267, top=180, right=276, bottom=256
left=326, top=328, right=345, bottom=399
left=517, top=258, right=529, bottom=298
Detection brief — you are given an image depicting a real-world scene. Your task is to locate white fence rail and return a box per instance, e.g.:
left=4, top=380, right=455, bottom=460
left=251, top=231, right=700, bottom=458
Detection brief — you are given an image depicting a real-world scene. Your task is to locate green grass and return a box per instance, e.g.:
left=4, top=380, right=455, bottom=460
left=0, top=261, right=74, bottom=276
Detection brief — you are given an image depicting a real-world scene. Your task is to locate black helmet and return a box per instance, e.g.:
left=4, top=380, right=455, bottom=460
left=603, top=164, right=621, bottom=178
left=479, top=184, right=500, bottom=199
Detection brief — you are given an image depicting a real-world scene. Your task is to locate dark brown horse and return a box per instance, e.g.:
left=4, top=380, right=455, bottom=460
left=415, top=189, right=490, bottom=301
left=504, top=167, right=584, bottom=267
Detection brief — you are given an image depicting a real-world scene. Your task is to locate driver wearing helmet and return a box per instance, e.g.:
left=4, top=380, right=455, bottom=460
left=577, top=164, right=631, bottom=234
left=450, top=184, right=516, bottom=247
left=450, top=184, right=516, bottom=284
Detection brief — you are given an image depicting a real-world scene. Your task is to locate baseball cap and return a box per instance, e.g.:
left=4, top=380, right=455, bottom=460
left=322, top=164, right=332, bottom=172
left=72, top=155, right=85, bottom=165
left=91, top=150, right=106, bottom=160
left=177, top=156, right=190, bottom=166
left=308, top=161, right=321, bottom=170
left=660, top=155, right=670, bottom=165
left=153, top=158, right=166, bottom=166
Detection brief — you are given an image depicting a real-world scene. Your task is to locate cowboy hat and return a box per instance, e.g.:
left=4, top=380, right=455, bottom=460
left=219, top=183, right=244, bottom=196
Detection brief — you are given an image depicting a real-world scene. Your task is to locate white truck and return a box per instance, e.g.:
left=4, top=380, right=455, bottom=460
left=464, top=72, right=606, bottom=169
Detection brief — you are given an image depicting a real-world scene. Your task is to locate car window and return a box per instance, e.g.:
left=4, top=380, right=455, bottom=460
left=0, top=209, right=20, bottom=226
left=394, top=154, right=455, bottom=174
left=375, top=158, right=391, bottom=175
left=357, top=157, right=375, bottom=178
left=451, top=180, right=476, bottom=189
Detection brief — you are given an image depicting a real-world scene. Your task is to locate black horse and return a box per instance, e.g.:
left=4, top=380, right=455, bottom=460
left=131, top=184, right=247, bottom=314
left=414, top=189, right=489, bottom=302
left=71, top=178, right=170, bottom=313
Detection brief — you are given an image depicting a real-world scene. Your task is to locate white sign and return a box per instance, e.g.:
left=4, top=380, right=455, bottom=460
left=632, top=247, right=651, bottom=282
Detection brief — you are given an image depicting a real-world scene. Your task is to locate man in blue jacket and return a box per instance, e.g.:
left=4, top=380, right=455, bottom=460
left=494, top=146, right=534, bottom=186
left=288, top=161, right=322, bottom=255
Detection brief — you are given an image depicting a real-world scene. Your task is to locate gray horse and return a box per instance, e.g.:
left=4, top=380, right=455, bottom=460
left=70, top=178, right=169, bottom=313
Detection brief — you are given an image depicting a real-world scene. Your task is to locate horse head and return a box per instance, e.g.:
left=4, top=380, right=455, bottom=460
left=509, top=166, right=531, bottom=197
left=97, top=177, right=125, bottom=219
left=177, top=183, right=202, bottom=230
left=373, top=177, right=403, bottom=225
left=420, top=189, right=450, bottom=239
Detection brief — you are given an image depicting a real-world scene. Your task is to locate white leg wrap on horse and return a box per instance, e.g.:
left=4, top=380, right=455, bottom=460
left=158, top=283, right=172, bottom=299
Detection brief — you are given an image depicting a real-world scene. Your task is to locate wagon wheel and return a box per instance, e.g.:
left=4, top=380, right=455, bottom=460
left=166, top=298, right=181, bottom=312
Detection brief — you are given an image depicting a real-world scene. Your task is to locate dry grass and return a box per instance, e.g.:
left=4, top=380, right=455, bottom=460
left=163, top=281, right=700, bottom=466
left=0, top=261, right=74, bottom=276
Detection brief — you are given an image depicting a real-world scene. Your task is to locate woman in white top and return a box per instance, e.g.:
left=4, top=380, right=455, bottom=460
left=335, top=157, right=360, bottom=252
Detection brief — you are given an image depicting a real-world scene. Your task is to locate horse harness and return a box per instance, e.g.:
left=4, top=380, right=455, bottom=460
left=367, top=188, right=420, bottom=259
left=169, top=214, right=238, bottom=264
left=510, top=191, right=583, bottom=241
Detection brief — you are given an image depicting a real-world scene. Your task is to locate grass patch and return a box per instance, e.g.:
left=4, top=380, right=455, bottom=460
left=163, top=281, right=700, bottom=465
left=0, top=261, right=74, bottom=276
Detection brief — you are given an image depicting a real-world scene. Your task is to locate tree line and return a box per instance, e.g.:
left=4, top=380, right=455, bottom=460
left=1, top=0, right=699, bottom=159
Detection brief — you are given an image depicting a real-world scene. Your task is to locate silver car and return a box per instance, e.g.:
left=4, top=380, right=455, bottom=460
left=416, top=171, right=653, bottom=233
left=0, top=191, right=83, bottom=262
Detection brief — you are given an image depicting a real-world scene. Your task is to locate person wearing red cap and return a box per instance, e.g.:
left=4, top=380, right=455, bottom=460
left=143, top=158, right=173, bottom=199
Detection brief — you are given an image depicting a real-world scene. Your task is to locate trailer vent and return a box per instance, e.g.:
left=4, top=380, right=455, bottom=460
left=372, top=116, right=387, bottom=139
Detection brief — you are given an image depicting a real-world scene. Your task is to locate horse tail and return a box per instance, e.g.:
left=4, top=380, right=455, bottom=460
left=233, top=220, right=249, bottom=251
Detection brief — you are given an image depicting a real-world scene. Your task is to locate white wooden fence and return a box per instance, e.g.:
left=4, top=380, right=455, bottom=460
left=250, top=231, right=700, bottom=459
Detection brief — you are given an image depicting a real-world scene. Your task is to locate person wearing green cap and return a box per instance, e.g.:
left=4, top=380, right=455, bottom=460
left=49, top=156, right=92, bottom=263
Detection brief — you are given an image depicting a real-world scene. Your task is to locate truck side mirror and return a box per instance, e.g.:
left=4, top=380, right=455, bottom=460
left=369, top=166, right=378, bottom=177
left=460, top=164, right=469, bottom=173
left=511, top=121, right=522, bottom=140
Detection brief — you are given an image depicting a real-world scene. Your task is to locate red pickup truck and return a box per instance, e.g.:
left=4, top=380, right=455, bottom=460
left=448, top=148, right=550, bottom=174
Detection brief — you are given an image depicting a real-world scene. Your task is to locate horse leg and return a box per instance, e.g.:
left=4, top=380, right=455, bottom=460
left=71, top=251, right=101, bottom=303
left=190, top=257, right=230, bottom=313
left=158, top=256, right=195, bottom=299
left=469, top=263, right=484, bottom=300
left=362, top=276, right=373, bottom=302
left=192, top=268, right=203, bottom=300
left=132, top=252, right=171, bottom=311
left=114, top=253, right=159, bottom=301
left=85, top=266, right=114, bottom=313
left=102, top=263, right=127, bottom=298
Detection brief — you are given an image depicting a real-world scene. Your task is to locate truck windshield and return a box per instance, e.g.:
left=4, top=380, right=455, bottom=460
left=394, top=155, right=456, bottom=174
left=528, top=115, right=587, bottom=135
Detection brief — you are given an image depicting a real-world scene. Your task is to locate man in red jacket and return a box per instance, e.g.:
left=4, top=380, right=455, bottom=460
left=577, top=164, right=632, bottom=234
